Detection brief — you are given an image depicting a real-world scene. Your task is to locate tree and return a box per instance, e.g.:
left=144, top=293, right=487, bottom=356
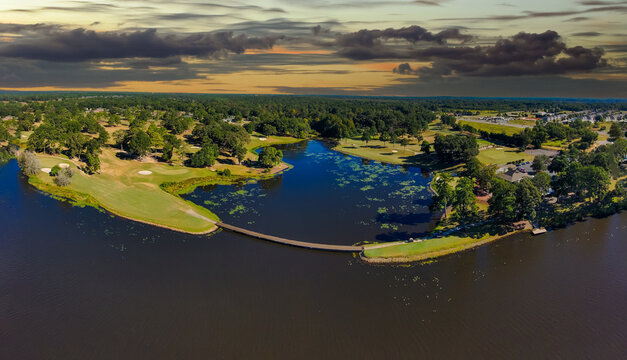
left=0, top=123, right=9, bottom=142
left=380, top=132, right=390, bottom=146
left=261, top=123, right=277, bottom=136
left=85, top=151, right=100, bottom=174
left=548, top=155, right=569, bottom=173
left=189, top=143, right=219, bottom=168
left=580, top=165, right=610, bottom=201
left=434, top=134, right=479, bottom=163
left=400, top=138, right=410, bottom=150
left=54, top=168, right=74, bottom=187
left=125, top=129, right=151, bottom=157
left=578, top=128, right=598, bottom=149
left=258, top=146, right=283, bottom=168
left=233, top=144, right=247, bottom=164
left=390, top=132, right=398, bottom=148
left=112, top=129, right=126, bottom=150
left=431, top=173, right=453, bottom=218
left=162, top=143, right=173, bottom=163
left=17, top=151, right=40, bottom=176
left=50, top=165, right=61, bottom=177
left=421, top=140, right=431, bottom=154
left=488, top=178, right=517, bottom=222
left=609, top=122, right=623, bottom=140
left=107, top=113, right=121, bottom=126
left=453, top=177, right=477, bottom=220
left=532, top=171, right=551, bottom=194
left=462, top=157, right=482, bottom=178
left=532, top=155, right=549, bottom=172
left=441, top=114, right=456, bottom=127
left=515, top=178, right=542, bottom=220
left=361, top=131, right=371, bottom=144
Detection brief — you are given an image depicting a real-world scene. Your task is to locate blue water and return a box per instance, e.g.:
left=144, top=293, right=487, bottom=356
left=187, top=140, right=436, bottom=245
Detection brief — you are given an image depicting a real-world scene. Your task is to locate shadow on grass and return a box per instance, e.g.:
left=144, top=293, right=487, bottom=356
left=399, top=153, right=459, bottom=171
left=375, top=230, right=432, bottom=243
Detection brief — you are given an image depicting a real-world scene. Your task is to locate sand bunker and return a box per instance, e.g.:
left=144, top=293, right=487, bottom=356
left=391, top=150, right=398, bottom=153
left=138, top=170, right=153, bottom=175
left=58, top=163, right=70, bottom=168
left=41, top=168, right=51, bottom=173
left=259, top=137, right=267, bottom=141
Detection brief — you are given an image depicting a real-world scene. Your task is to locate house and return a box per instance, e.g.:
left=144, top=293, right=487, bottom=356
left=498, top=168, right=532, bottom=183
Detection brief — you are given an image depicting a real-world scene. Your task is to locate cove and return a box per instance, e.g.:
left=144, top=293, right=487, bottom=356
left=185, top=140, right=438, bottom=247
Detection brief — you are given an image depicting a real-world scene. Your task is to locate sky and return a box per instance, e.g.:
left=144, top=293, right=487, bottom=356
left=0, top=0, right=625, bottom=97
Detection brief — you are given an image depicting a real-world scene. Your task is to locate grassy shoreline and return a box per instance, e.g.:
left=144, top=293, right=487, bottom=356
left=360, top=229, right=527, bottom=264
left=27, top=135, right=303, bottom=235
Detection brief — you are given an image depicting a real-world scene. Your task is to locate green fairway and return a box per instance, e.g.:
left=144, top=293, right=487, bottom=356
left=37, top=153, right=220, bottom=233
left=459, top=120, right=524, bottom=136
left=32, top=134, right=302, bottom=234
left=476, top=147, right=532, bottom=165
left=333, top=138, right=420, bottom=165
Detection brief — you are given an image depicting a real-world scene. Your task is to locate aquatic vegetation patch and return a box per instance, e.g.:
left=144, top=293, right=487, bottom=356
left=229, top=204, right=246, bottom=215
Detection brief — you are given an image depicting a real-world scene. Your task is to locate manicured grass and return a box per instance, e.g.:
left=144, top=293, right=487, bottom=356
left=362, top=225, right=508, bottom=262
left=476, top=147, right=532, bottom=165
left=333, top=138, right=420, bottom=165
left=333, top=137, right=460, bottom=171
left=363, top=233, right=492, bottom=259
left=247, top=133, right=304, bottom=154
left=31, top=134, right=302, bottom=234
left=37, top=152, right=220, bottom=233
left=459, top=120, right=524, bottom=136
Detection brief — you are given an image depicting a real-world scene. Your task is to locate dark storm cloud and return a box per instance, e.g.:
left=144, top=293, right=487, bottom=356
left=0, top=23, right=62, bottom=34
left=339, top=30, right=608, bottom=77
left=393, top=63, right=414, bottom=74
left=336, top=26, right=472, bottom=47
left=414, top=31, right=608, bottom=77
left=0, top=28, right=282, bottom=62
left=334, top=26, right=472, bottom=59
left=0, top=58, right=200, bottom=88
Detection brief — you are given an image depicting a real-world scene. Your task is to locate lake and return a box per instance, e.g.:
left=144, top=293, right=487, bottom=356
left=1, top=140, right=626, bottom=359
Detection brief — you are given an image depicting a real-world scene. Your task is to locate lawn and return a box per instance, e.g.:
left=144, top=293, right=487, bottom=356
left=32, top=134, right=302, bottom=233
left=362, top=224, right=507, bottom=262
left=476, top=147, right=532, bottom=165
left=37, top=151, right=220, bottom=233
left=333, top=137, right=420, bottom=165
left=459, top=120, right=524, bottom=136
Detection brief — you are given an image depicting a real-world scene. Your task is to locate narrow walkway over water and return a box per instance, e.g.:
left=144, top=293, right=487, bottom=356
left=215, top=222, right=363, bottom=252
